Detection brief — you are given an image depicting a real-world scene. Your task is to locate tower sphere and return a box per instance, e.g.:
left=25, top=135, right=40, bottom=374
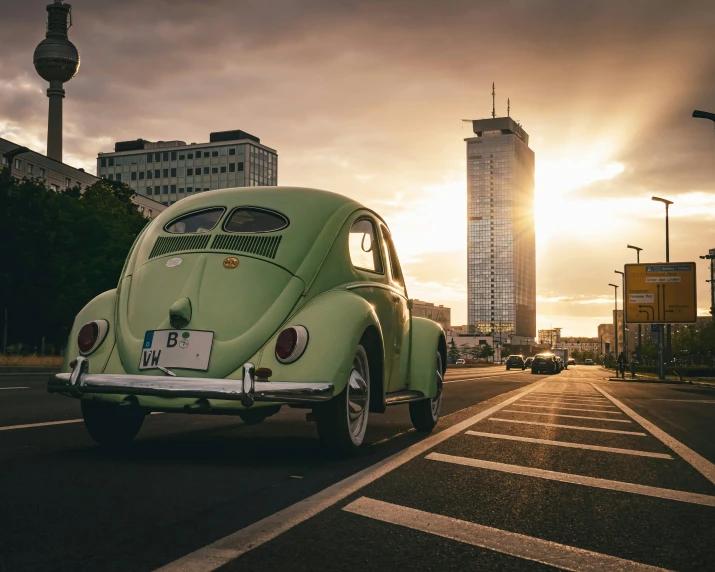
left=33, top=0, right=80, bottom=83
left=33, top=37, right=80, bottom=83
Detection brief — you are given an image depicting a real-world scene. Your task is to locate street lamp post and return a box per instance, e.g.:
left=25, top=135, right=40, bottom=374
left=652, top=196, right=673, bottom=380
left=627, top=244, right=644, bottom=360
left=700, top=250, right=715, bottom=322
left=615, top=270, right=627, bottom=359
left=609, top=283, right=619, bottom=375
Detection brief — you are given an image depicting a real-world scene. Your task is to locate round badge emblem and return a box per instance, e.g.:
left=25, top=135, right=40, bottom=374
left=166, top=257, right=183, bottom=268
left=223, top=257, right=239, bottom=269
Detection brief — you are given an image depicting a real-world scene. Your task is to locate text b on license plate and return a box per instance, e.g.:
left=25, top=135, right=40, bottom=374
left=139, top=330, right=214, bottom=371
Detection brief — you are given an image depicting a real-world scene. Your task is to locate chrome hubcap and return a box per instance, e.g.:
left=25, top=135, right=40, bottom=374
left=347, top=351, right=369, bottom=443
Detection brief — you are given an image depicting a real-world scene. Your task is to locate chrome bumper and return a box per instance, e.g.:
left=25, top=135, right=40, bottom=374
left=48, top=356, right=334, bottom=407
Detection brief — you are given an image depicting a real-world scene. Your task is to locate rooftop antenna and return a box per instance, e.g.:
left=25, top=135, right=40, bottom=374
left=507, top=98, right=510, bottom=117
left=491, top=82, right=496, bottom=119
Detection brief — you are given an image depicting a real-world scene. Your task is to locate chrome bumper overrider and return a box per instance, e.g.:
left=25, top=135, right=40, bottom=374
left=48, top=356, right=334, bottom=407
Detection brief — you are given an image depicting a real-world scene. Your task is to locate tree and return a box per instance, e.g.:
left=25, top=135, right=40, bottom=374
left=0, top=170, right=148, bottom=352
left=468, top=345, right=483, bottom=361
left=459, top=343, right=472, bottom=359
left=480, top=343, right=495, bottom=360
left=447, top=339, right=460, bottom=362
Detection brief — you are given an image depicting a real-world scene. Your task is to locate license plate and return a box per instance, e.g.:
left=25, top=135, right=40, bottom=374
left=139, top=330, right=214, bottom=371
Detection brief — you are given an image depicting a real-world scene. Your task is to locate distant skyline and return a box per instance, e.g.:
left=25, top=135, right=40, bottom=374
left=2, top=0, right=714, bottom=335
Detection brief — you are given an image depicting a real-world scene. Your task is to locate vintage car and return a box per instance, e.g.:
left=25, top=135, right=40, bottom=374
left=49, top=187, right=446, bottom=453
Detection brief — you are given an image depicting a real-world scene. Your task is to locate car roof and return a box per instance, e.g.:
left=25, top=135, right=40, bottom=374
left=130, top=187, right=384, bottom=278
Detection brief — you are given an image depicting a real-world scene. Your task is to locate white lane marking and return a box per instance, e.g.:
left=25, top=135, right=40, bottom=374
left=592, top=384, right=715, bottom=486
left=343, top=497, right=671, bottom=572
left=524, top=396, right=609, bottom=403
left=519, top=399, right=616, bottom=409
left=426, top=453, right=715, bottom=508
left=501, top=409, right=632, bottom=423
left=465, top=431, right=673, bottom=459
left=529, top=394, right=606, bottom=400
left=512, top=404, right=624, bottom=414
left=0, top=411, right=164, bottom=432
left=152, top=381, right=547, bottom=572
left=0, top=419, right=82, bottom=431
left=488, top=417, right=647, bottom=435
left=0, top=386, right=30, bottom=391
left=443, top=372, right=531, bottom=384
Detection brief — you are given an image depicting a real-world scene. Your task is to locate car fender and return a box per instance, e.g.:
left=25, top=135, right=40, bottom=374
left=256, top=289, right=383, bottom=396
left=60, top=289, right=118, bottom=375
left=409, top=317, right=446, bottom=399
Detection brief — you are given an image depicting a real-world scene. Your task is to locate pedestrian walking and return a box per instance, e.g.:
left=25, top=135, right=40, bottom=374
left=617, top=351, right=626, bottom=379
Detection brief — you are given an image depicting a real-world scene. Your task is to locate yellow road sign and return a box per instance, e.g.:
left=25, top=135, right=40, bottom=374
left=624, top=263, right=697, bottom=324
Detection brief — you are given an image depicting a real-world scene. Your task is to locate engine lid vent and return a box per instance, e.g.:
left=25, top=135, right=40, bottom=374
left=210, top=234, right=282, bottom=259
left=149, top=234, right=212, bottom=259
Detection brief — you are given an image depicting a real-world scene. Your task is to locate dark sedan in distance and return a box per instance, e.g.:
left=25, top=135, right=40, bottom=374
left=531, top=353, right=559, bottom=375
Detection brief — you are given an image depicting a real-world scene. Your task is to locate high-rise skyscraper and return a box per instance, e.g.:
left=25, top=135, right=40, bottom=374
left=465, top=116, right=536, bottom=340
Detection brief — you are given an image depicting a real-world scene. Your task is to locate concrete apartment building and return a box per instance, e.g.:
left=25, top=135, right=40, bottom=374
left=465, top=116, right=536, bottom=339
left=411, top=300, right=451, bottom=330
left=1, top=137, right=165, bottom=218
left=97, top=130, right=277, bottom=207
left=561, top=337, right=601, bottom=355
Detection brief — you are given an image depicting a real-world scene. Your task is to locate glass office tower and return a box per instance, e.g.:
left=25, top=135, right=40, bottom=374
left=465, top=117, right=536, bottom=339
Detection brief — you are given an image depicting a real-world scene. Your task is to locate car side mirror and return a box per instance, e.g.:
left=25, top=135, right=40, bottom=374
left=407, top=299, right=413, bottom=310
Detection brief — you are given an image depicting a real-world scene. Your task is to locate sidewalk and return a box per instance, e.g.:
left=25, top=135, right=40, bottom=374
left=599, top=367, right=715, bottom=387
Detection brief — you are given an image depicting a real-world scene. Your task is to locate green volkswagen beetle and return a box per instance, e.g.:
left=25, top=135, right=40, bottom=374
left=49, top=186, right=446, bottom=453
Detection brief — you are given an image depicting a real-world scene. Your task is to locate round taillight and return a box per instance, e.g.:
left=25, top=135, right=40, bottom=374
left=78, top=323, right=99, bottom=354
left=275, top=326, right=309, bottom=364
left=77, top=320, right=109, bottom=355
left=276, top=328, right=297, bottom=360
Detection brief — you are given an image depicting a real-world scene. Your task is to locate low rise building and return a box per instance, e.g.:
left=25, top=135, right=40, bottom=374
left=1, top=136, right=165, bottom=218
left=411, top=300, right=451, bottom=330
left=538, top=328, right=562, bottom=347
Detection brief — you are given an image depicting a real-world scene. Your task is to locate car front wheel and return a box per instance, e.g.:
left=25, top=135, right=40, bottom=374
left=81, top=400, right=145, bottom=447
left=315, top=344, right=370, bottom=454
left=409, top=351, right=444, bottom=432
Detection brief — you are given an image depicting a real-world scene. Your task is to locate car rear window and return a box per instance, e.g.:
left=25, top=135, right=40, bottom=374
left=165, top=208, right=225, bottom=234
left=223, top=207, right=288, bottom=233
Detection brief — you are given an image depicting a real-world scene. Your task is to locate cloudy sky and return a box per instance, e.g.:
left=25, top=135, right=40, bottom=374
left=3, top=0, right=714, bottom=336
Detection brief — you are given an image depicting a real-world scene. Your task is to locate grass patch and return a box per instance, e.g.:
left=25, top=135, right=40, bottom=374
left=0, top=354, right=63, bottom=367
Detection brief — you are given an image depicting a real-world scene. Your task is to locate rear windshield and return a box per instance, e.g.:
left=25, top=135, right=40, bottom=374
left=165, top=208, right=225, bottom=234
left=223, top=207, right=288, bottom=233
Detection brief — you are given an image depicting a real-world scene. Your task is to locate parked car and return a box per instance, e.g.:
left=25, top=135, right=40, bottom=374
left=48, top=187, right=447, bottom=454
left=531, top=353, right=558, bottom=375
left=568, top=358, right=576, bottom=366
left=505, top=355, right=526, bottom=370
left=455, top=358, right=466, bottom=365
left=524, top=356, right=534, bottom=368
left=584, top=359, right=594, bottom=365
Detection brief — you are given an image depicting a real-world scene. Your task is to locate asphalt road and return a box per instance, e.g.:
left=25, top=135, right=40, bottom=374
left=1, top=366, right=714, bottom=571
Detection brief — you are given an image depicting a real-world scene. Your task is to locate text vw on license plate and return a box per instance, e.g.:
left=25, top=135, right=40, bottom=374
left=140, top=330, right=214, bottom=371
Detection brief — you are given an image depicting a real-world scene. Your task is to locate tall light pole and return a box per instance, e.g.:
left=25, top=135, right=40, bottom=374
left=700, top=250, right=715, bottom=322
left=627, top=244, right=644, bottom=360
left=609, top=283, right=619, bottom=373
left=615, top=270, right=627, bottom=358
left=652, top=196, right=673, bottom=380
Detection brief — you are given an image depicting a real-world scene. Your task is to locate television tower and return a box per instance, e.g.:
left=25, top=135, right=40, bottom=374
left=33, top=0, right=80, bottom=162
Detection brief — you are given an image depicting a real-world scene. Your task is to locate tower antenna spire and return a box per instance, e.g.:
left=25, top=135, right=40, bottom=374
left=491, top=82, right=496, bottom=119
left=507, top=98, right=510, bottom=117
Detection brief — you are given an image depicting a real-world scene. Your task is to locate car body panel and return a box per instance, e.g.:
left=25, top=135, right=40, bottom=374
left=54, top=186, right=443, bottom=415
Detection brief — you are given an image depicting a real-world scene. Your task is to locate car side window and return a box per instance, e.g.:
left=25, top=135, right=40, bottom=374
left=349, top=218, right=383, bottom=274
left=381, top=227, right=405, bottom=290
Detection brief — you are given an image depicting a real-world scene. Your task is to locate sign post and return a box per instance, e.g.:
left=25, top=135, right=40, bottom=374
left=624, top=263, right=697, bottom=380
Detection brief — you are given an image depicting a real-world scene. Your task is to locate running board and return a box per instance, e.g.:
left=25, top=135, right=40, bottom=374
left=385, top=389, right=426, bottom=406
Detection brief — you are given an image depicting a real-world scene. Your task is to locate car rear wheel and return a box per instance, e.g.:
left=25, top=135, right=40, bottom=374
left=315, top=344, right=370, bottom=454
left=81, top=400, right=145, bottom=447
left=409, top=351, right=443, bottom=432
